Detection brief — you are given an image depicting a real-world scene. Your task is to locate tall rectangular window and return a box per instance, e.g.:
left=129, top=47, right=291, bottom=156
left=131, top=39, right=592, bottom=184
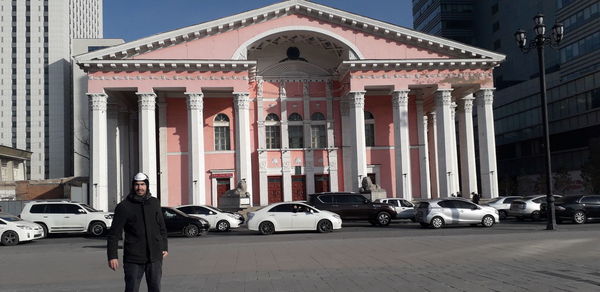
left=214, top=126, right=230, bottom=151
left=266, top=125, right=281, bottom=149
left=365, top=124, right=375, bottom=146
left=288, top=125, right=304, bottom=148
left=311, top=125, right=327, bottom=148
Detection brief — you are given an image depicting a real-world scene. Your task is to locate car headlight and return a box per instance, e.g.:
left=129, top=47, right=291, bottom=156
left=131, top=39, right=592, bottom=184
left=105, top=214, right=114, bottom=219
left=17, top=225, right=34, bottom=230
left=227, top=214, right=238, bottom=219
left=333, top=214, right=341, bottom=220
left=494, top=210, right=499, bottom=214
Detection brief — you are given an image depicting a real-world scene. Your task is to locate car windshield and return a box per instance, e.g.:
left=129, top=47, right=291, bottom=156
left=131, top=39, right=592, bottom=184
left=487, top=198, right=502, bottom=204
left=80, top=204, right=100, bottom=212
left=204, top=206, right=224, bottom=213
left=0, top=214, right=22, bottom=222
left=524, top=195, right=541, bottom=200
left=555, top=196, right=581, bottom=204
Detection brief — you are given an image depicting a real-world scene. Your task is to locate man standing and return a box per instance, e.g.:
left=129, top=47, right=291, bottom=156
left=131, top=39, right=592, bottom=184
left=107, top=173, right=168, bottom=292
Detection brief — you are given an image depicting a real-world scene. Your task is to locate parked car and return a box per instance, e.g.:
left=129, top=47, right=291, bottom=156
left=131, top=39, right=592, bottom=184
left=161, top=207, right=210, bottom=237
left=247, top=202, right=342, bottom=235
left=484, top=196, right=522, bottom=220
left=374, top=198, right=416, bottom=221
left=415, top=198, right=499, bottom=229
left=508, top=195, right=561, bottom=221
left=0, top=213, right=44, bottom=246
left=175, top=205, right=243, bottom=231
left=540, top=195, right=600, bottom=224
left=20, top=201, right=113, bottom=237
left=308, top=192, right=396, bottom=226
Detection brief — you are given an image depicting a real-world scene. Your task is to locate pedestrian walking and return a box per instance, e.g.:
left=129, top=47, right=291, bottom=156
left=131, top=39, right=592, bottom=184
left=107, top=173, right=168, bottom=292
left=471, top=192, right=480, bottom=204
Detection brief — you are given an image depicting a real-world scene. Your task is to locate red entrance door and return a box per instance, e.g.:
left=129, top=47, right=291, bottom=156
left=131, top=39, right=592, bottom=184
left=291, top=175, right=306, bottom=201
left=314, top=174, right=330, bottom=193
left=216, top=178, right=230, bottom=200
left=268, top=176, right=283, bottom=203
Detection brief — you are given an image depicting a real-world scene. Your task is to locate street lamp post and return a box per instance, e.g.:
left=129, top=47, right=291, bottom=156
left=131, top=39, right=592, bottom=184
left=514, top=13, right=564, bottom=231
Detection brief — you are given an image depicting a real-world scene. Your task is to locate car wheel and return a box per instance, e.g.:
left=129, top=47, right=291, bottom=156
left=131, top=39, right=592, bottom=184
left=481, top=215, right=495, bottom=228
left=531, top=211, right=541, bottom=221
left=1, top=231, right=19, bottom=246
left=573, top=210, right=586, bottom=224
left=258, top=221, right=275, bottom=235
left=499, top=210, right=507, bottom=220
left=216, top=220, right=230, bottom=232
left=37, top=223, right=48, bottom=238
left=317, top=219, right=333, bottom=233
left=376, top=212, right=392, bottom=226
left=183, top=224, right=200, bottom=237
left=88, top=221, right=106, bottom=236
left=430, top=216, right=444, bottom=229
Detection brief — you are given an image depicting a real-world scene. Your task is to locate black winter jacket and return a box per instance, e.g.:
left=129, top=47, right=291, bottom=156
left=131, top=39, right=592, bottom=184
left=107, top=193, right=168, bottom=264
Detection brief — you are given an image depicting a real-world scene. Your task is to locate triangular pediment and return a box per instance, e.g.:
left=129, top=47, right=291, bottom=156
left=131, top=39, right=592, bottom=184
left=76, top=0, right=505, bottom=67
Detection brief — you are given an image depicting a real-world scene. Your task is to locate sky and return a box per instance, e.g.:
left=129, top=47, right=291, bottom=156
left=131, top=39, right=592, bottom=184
left=103, top=0, right=414, bottom=42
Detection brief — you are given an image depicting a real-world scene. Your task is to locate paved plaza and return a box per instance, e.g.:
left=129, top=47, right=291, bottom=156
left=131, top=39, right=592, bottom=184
left=2, top=222, right=600, bottom=292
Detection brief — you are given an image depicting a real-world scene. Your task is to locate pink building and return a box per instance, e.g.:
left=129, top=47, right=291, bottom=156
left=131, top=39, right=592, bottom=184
left=76, top=0, right=505, bottom=211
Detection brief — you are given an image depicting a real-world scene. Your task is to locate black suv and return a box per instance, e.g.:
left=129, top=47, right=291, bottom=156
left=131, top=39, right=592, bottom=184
left=541, top=195, right=600, bottom=224
left=307, top=192, right=396, bottom=226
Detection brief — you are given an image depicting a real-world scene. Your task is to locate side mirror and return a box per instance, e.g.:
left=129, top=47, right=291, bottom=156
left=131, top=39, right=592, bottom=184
left=77, top=209, right=86, bottom=214
left=364, top=199, right=371, bottom=204
left=471, top=206, right=480, bottom=210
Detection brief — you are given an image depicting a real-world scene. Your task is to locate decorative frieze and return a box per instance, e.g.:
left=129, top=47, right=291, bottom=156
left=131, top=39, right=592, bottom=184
left=89, top=75, right=250, bottom=81
left=233, top=92, right=250, bottom=110
left=137, top=93, right=157, bottom=111
left=88, top=93, right=108, bottom=111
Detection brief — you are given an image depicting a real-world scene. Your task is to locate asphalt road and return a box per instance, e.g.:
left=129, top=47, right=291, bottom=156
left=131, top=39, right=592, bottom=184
left=2, top=220, right=600, bottom=291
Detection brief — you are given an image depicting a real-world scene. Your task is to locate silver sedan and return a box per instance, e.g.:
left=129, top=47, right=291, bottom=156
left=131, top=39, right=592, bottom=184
left=415, top=198, right=499, bottom=229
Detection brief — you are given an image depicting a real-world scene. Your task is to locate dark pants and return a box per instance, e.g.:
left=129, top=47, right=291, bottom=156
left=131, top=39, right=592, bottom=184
left=123, top=260, right=162, bottom=292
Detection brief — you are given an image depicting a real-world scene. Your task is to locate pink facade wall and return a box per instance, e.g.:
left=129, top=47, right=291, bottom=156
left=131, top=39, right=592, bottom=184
left=166, top=98, right=189, bottom=206
left=134, top=14, right=451, bottom=61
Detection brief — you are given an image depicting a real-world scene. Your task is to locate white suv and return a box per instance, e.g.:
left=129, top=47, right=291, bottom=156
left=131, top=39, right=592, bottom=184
left=20, top=201, right=113, bottom=237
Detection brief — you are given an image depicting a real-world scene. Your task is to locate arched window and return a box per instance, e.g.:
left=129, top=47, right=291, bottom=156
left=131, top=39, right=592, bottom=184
left=288, top=113, right=304, bottom=148
left=288, top=113, right=303, bottom=121
left=311, top=112, right=326, bottom=121
left=365, top=111, right=375, bottom=147
left=214, top=113, right=230, bottom=150
left=265, top=113, right=281, bottom=149
left=311, top=112, right=327, bottom=148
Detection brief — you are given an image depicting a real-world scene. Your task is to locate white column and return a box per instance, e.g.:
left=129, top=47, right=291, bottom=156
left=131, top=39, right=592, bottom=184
left=416, top=100, right=431, bottom=199
left=450, top=102, right=460, bottom=195
left=340, top=99, right=353, bottom=192
left=186, top=92, right=206, bottom=205
left=256, top=79, right=268, bottom=205
left=107, top=105, right=120, bottom=211
left=158, top=98, right=169, bottom=206
left=326, top=81, right=339, bottom=191
left=234, top=92, right=253, bottom=205
left=280, top=82, right=292, bottom=202
left=429, top=112, right=439, bottom=197
left=476, top=88, right=499, bottom=198
left=303, top=83, right=315, bottom=194
left=88, top=93, right=108, bottom=211
left=457, top=95, right=478, bottom=197
left=348, top=91, right=367, bottom=191
left=137, top=92, right=158, bottom=197
left=435, top=89, right=454, bottom=197
left=392, top=90, right=412, bottom=200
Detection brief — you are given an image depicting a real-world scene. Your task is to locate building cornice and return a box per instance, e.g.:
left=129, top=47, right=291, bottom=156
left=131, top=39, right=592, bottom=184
left=338, top=59, right=500, bottom=73
left=78, top=59, right=257, bottom=73
left=74, top=0, right=505, bottom=63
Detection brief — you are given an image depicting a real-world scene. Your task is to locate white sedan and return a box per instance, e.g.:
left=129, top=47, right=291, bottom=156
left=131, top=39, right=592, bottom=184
left=0, top=213, right=44, bottom=246
left=176, top=205, right=243, bottom=232
left=247, top=202, right=342, bottom=235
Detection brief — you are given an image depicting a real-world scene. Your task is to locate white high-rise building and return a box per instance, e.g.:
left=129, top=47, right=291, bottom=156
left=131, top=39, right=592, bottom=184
left=0, top=0, right=102, bottom=179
